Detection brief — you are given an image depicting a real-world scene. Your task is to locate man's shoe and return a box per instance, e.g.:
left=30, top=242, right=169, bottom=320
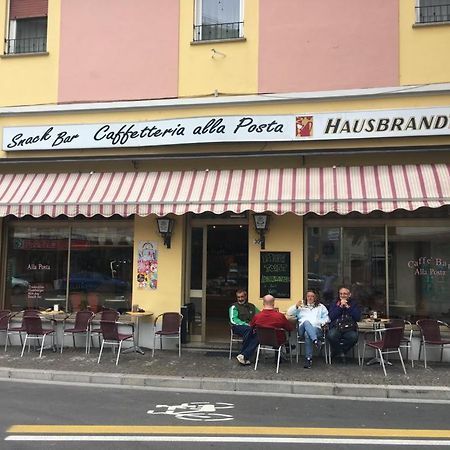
left=313, top=339, right=322, bottom=351
left=304, top=358, right=312, bottom=369
left=236, top=354, right=251, bottom=365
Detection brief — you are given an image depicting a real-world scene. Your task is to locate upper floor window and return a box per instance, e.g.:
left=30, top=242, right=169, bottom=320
left=416, top=0, right=450, bottom=24
left=194, top=0, right=243, bottom=42
left=5, top=0, right=48, bottom=55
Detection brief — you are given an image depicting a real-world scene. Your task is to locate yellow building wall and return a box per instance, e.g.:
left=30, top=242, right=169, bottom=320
left=178, top=0, right=259, bottom=97
left=400, top=0, right=450, bottom=85
left=133, top=215, right=184, bottom=319
left=248, top=213, right=303, bottom=312
left=0, top=0, right=60, bottom=107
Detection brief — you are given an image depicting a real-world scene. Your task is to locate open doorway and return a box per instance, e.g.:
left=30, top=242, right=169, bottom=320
left=205, top=225, right=248, bottom=342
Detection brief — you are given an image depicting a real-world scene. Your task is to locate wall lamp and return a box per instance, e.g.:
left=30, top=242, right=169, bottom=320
left=253, top=213, right=270, bottom=249
left=156, top=217, right=174, bottom=249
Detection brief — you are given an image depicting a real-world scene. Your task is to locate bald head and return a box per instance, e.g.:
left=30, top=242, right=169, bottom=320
left=262, top=294, right=275, bottom=309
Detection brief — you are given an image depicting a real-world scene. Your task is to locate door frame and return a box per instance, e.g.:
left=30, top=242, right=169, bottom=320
left=186, top=215, right=249, bottom=342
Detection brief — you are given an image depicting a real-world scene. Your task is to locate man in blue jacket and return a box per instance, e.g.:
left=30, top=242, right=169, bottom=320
left=229, top=288, right=259, bottom=365
left=327, top=286, right=361, bottom=362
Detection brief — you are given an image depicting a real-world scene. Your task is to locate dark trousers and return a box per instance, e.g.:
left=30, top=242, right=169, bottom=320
left=232, top=325, right=258, bottom=360
left=327, top=327, right=358, bottom=355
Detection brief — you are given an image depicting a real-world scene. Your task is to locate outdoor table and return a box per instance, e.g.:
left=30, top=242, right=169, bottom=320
left=123, top=311, right=153, bottom=355
left=39, top=310, right=69, bottom=351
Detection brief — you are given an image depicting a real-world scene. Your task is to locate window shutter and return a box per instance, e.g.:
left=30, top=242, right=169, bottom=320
left=10, top=0, right=48, bottom=19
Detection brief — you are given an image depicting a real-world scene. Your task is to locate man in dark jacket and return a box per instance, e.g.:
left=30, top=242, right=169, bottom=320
left=327, top=286, right=361, bottom=362
left=229, top=289, right=259, bottom=365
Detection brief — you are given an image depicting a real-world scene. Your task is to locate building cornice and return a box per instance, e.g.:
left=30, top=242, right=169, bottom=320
left=1, top=83, right=450, bottom=117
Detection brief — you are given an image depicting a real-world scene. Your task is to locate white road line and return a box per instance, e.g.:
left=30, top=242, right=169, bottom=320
left=5, top=436, right=450, bottom=445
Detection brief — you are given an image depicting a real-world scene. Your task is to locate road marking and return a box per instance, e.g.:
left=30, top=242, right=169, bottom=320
left=7, top=425, right=450, bottom=438
left=5, top=436, right=450, bottom=445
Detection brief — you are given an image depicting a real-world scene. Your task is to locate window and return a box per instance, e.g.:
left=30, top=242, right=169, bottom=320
left=306, top=224, right=450, bottom=322
left=5, top=0, right=48, bottom=55
left=416, top=0, right=450, bottom=24
left=5, top=220, right=133, bottom=313
left=194, top=0, right=243, bottom=42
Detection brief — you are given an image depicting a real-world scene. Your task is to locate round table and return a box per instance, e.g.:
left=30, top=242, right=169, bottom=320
left=124, top=311, right=153, bottom=355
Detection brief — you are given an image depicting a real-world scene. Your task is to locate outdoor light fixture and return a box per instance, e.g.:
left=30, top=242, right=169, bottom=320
left=253, top=213, right=270, bottom=249
left=156, top=217, right=174, bottom=249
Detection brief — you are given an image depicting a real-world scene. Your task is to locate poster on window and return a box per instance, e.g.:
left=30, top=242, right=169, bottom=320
left=137, top=241, right=158, bottom=290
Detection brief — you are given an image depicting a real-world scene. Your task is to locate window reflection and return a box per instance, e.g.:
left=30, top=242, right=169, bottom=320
left=5, top=221, right=133, bottom=312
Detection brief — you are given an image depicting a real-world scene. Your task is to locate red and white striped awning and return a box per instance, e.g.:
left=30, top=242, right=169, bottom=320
left=0, top=164, right=449, bottom=218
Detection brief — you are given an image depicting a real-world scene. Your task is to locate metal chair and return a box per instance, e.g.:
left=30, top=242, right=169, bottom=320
left=20, top=315, right=56, bottom=358
left=97, top=320, right=134, bottom=365
left=416, top=319, right=450, bottom=368
left=385, top=319, right=414, bottom=367
left=228, top=324, right=244, bottom=359
left=152, top=312, right=183, bottom=358
left=5, top=309, right=41, bottom=351
left=362, top=327, right=407, bottom=376
left=254, top=326, right=291, bottom=374
left=90, top=309, right=120, bottom=349
left=0, top=310, right=11, bottom=348
left=296, top=324, right=330, bottom=364
left=61, top=310, right=95, bottom=354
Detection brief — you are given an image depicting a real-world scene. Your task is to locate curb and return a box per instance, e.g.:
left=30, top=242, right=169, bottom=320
left=1, top=367, right=449, bottom=401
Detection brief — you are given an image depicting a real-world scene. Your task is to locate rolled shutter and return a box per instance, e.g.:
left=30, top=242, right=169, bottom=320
left=10, top=0, right=48, bottom=19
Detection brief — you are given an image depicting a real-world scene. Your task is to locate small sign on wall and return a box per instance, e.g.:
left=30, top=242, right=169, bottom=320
left=137, top=241, right=158, bottom=290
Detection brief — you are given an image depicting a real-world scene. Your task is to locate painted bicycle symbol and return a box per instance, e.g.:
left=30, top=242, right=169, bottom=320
left=147, top=401, right=234, bottom=422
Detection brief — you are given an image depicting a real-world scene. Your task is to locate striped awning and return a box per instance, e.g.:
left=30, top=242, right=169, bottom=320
left=0, top=164, right=449, bottom=218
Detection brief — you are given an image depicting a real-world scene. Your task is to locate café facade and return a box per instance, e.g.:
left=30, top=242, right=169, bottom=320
left=1, top=85, right=450, bottom=346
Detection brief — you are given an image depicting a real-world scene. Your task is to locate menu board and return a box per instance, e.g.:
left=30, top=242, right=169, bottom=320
left=260, top=252, right=291, bottom=298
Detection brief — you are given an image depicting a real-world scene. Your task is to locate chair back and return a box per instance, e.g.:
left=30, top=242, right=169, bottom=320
left=23, top=316, right=44, bottom=335
left=0, top=310, right=11, bottom=330
left=417, top=319, right=441, bottom=342
left=385, top=319, right=405, bottom=331
left=99, top=320, right=120, bottom=341
left=21, top=309, right=41, bottom=325
left=74, top=310, right=95, bottom=330
left=380, top=327, right=403, bottom=350
left=161, top=312, right=183, bottom=333
left=256, top=326, right=283, bottom=347
left=100, top=309, right=120, bottom=322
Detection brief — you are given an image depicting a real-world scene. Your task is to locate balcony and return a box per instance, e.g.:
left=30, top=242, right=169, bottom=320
left=416, top=3, right=450, bottom=23
left=193, top=21, right=243, bottom=42
left=4, top=36, right=47, bottom=55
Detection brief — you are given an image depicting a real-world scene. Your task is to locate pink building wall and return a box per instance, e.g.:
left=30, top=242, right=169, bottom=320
left=258, top=0, right=399, bottom=93
left=58, top=0, right=179, bottom=103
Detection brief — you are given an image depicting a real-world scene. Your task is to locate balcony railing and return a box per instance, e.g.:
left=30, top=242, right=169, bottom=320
left=4, top=36, right=47, bottom=55
left=416, top=4, right=450, bottom=23
left=193, top=21, right=243, bottom=42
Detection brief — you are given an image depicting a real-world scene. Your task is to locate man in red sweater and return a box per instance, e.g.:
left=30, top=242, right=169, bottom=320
left=251, top=294, right=294, bottom=344
left=236, top=294, right=293, bottom=365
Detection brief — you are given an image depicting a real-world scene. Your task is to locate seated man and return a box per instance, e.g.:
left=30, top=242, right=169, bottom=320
left=229, top=288, right=259, bottom=365
left=327, top=286, right=361, bottom=362
left=234, top=294, right=294, bottom=366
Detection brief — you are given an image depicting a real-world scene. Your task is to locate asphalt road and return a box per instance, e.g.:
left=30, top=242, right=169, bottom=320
left=1, top=379, right=450, bottom=449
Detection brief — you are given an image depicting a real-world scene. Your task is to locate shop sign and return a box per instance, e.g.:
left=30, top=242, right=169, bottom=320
left=408, top=256, right=450, bottom=276
left=2, top=107, right=449, bottom=151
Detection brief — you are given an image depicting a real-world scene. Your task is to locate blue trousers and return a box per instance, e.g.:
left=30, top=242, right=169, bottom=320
left=327, top=327, right=358, bottom=355
left=298, top=321, right=323, bottom=359
left=232, top=325, right=258, bottom=360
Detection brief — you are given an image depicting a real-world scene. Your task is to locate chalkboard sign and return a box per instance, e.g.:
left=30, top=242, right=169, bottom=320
left=260, top=252, right=291, bottom=298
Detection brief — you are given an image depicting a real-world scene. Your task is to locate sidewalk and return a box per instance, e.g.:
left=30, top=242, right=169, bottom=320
left=0, top=345, right=449, bottom=400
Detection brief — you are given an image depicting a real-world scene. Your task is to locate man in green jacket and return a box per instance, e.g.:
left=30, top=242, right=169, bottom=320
left=229, top=288, right=259, bottom=365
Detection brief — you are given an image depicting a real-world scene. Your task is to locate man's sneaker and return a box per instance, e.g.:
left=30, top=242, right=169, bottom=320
left=304, top=358, right=312, bottom=369
left=236, top=354, right=251, bottom=365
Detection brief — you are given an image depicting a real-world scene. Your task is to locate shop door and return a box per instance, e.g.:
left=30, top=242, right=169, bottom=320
left=205, top=225, right=248, bottom=342
left=188, top=223, right=248, bottom=343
